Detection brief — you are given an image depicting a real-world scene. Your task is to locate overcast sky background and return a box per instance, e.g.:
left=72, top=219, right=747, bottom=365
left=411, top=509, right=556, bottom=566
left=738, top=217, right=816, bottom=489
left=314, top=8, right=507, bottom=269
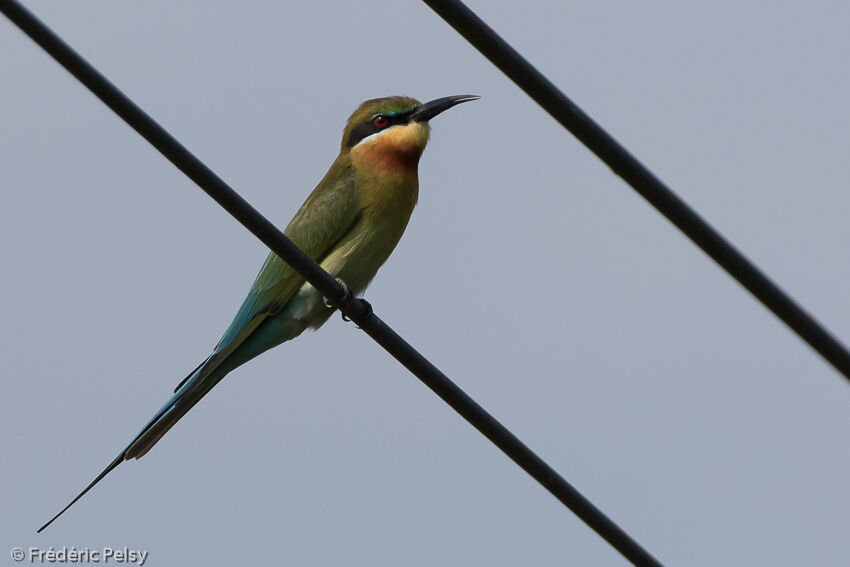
left=2, top=1, right=850, bottom=565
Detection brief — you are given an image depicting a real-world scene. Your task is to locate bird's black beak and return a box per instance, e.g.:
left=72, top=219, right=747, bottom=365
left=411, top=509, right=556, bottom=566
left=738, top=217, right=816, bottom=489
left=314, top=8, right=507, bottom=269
left=409, top=94, right=479, bottom=123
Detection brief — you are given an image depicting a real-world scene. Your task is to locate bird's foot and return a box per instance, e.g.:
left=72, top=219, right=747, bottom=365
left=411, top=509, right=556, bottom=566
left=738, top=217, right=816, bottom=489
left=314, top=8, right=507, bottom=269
left=322, top=278, right=373, bottom=327
left=323, top=278, right=352, bottom=310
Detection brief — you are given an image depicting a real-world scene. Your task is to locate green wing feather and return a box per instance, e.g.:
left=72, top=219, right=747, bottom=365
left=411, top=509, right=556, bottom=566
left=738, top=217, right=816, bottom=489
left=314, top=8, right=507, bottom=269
left=214, top=164, right=361, bottom=357
left=39, top=166, right=366, bottom=530
left=126, top=165, right=362, bottom=457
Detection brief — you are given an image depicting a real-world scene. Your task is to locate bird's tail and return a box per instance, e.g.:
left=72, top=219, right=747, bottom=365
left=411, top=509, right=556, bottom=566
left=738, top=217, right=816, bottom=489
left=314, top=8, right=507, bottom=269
left=37, top=356, right=222, bottom=533
left=122, top=355, right=219, bottom=460
left=36, top=453, right=124, bottom=533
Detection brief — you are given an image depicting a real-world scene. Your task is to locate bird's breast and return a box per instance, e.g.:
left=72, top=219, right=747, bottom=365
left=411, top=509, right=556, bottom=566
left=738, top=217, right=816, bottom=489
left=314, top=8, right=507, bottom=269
left=327, top=174, right=418, bottom=293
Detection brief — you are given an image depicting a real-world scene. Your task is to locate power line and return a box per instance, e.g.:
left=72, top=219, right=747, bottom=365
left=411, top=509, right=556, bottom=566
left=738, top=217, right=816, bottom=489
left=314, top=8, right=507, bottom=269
left=421, top=0, right=850, bottom=382
left=0, top=1, right=663, bottom=566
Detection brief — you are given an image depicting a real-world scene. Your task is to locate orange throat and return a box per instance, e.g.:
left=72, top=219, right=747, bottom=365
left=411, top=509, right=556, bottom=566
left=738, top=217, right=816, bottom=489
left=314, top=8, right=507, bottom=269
left=351, top=123, right=429, bottom=174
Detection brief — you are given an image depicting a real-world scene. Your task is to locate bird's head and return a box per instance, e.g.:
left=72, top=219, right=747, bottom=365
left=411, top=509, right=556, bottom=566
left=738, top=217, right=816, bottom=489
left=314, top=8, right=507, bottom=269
left=342, top=95, right=478, bottom=173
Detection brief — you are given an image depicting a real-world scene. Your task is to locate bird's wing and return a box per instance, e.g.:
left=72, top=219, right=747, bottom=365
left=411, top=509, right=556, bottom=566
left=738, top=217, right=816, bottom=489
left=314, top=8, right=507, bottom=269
left=128, top=172, right=364, bottom=454
left=212, top=169, right=361, bottom=358
left=36, top=171, right=363, bottom=533
left=127, top=172, right=363, bottom=455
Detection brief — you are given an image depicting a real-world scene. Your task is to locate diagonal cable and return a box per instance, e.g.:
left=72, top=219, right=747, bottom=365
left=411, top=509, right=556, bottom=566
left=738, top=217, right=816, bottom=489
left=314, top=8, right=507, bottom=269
left=0, top=1, right=664, bottom=565
left=421, top=0, right=850, bottom=381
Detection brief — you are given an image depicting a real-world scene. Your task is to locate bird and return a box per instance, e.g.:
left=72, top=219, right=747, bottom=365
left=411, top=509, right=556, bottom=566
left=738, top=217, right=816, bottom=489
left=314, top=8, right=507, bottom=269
left=38, top=94, right=479, bottom=532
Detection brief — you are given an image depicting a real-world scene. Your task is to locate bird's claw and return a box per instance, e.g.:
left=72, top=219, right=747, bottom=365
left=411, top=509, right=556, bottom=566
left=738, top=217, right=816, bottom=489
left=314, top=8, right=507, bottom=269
left=322, top=278, right=373, bottom=327
left=323, top=278, right=352, bottom=310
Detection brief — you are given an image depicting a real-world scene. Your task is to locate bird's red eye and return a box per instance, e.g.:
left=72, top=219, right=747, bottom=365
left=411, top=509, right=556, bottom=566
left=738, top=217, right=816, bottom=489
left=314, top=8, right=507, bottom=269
left=373, top=115, right=389, bottom=128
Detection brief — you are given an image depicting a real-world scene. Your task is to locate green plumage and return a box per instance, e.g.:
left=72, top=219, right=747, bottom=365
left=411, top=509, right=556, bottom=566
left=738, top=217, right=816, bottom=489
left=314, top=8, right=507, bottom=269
left=126, top=97, right=426, bottom=459
left=38, top=94, right=478, bottom=533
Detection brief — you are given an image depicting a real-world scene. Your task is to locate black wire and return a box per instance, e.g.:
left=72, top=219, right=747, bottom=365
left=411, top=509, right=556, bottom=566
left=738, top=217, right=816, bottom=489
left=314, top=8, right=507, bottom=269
left=0, top=1, right=663, bottom=566
left=421, top=0, right=850, bottom=382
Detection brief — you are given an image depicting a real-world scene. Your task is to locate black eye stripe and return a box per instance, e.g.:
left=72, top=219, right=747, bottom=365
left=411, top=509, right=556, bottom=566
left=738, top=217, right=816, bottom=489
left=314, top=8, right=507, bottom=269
left=346, top=110, right=415, bottom=148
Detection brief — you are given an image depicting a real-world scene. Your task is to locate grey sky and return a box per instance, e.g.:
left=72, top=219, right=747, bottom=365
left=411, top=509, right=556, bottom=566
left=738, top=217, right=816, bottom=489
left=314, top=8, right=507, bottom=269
left=3, top=1, right=850, bottom=565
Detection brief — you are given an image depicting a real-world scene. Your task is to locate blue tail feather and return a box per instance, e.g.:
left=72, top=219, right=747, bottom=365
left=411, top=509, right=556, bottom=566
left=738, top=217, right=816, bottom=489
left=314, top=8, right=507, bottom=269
left=37, top=357, right=217, bottom=532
